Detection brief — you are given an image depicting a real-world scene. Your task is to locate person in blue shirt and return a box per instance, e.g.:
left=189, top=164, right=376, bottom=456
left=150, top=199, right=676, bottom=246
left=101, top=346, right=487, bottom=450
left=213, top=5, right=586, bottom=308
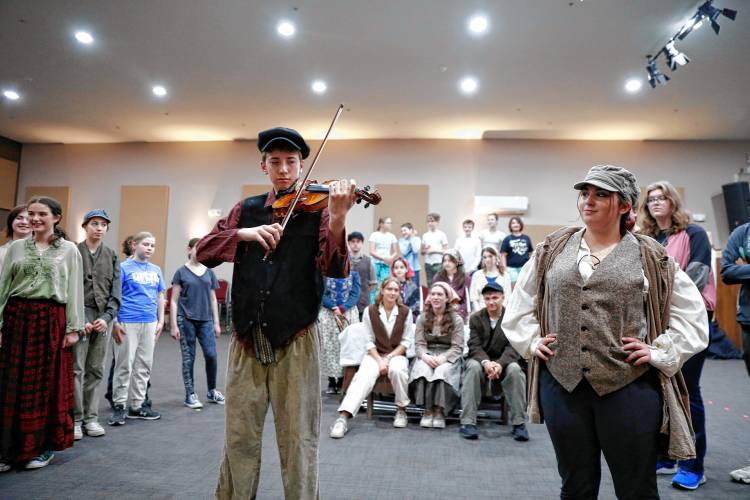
left=399, top=222, right=421, bottom=287
left=108, top=231, right=165, bottom=425
left=170, top=238, right=224, bottom=409
left=318, top=272, right=361, bottom=394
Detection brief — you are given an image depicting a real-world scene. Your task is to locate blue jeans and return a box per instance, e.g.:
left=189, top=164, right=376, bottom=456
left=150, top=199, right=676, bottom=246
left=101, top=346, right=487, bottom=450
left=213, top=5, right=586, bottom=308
left=661, top=348, right=707, bottom=473
left=178, top=317, right=218, bottom=398
left=411, top=270, right=421, bottom=288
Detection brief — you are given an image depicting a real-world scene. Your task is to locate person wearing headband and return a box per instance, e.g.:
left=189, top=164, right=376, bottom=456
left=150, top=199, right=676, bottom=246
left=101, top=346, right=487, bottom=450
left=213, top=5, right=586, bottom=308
left=408, top=282, right=465, bottom=429
left=503, top=165, right=708, bottom=499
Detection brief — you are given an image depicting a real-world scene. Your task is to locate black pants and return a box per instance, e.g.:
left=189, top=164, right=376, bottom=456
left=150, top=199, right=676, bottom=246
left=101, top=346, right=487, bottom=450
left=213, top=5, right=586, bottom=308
left=540, top=366, right=662, bottom=500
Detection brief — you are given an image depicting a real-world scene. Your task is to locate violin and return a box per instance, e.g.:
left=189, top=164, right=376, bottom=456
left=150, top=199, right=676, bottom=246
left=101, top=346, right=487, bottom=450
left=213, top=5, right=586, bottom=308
left=272, top=179, right=381, bottom=218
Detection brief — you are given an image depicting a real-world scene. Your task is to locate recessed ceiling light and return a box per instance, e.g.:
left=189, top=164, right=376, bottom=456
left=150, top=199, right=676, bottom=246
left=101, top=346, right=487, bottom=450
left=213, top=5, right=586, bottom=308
left=277, top=20, right=296, bottom=38
left=74, top=31, right=94, bottom=44
left=3, top=90, right=20, bottom=100
left=624, top=78, right=642, bottom=93
left=468, top=15, right=489, bottom=35
left=459, top=77, right=479, bottom=95
left=152, top=85, right=168, bottom=97
left=311, top=80, right=327, bottom=94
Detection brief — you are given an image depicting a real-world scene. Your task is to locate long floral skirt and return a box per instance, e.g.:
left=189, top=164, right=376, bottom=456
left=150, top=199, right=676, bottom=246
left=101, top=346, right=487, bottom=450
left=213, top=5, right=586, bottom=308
left=0, top=298, right=74, bottom=463
left=317, top=306, right=359, bottom=379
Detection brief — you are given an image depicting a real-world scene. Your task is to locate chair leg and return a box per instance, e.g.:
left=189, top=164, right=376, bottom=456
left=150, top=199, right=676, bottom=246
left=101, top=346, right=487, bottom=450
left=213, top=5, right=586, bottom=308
left=501, top=397, right=509, bottom=426
left=367, top=393, right=374, bottom=419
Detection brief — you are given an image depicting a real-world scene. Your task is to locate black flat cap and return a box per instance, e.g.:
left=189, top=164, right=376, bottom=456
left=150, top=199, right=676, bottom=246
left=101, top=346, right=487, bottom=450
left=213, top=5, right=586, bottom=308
left=257, top=127, right=310, bottom=159
left=481, top=282, right=505, bottom=295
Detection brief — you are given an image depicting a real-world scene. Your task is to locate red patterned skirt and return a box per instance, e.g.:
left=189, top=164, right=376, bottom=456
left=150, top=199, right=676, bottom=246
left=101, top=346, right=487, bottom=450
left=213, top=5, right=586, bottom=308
left=0, top=297, right=74, bottom=463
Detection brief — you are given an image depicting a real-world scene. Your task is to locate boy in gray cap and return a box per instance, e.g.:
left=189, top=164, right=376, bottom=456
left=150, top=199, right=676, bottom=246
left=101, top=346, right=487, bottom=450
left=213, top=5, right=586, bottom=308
left=73, top=209, right=121, bottom=439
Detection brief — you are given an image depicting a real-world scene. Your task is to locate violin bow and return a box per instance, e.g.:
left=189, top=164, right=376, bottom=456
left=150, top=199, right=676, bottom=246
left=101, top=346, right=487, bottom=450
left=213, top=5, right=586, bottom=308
left=263, top=103, right=345, bottom=261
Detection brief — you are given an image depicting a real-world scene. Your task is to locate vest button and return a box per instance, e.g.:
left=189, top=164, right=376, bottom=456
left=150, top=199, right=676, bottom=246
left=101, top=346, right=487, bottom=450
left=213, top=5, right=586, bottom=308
left=266, top=290, right=271, bottom=296
left=581, top=304, right=589, bottom=310
left=581, top=346, right=588, bottom=352
left=582, top=286, right=589, bottom=291
left=581, top=326, right=588, bottom=332
left=262, top=322, right=268, bottom=327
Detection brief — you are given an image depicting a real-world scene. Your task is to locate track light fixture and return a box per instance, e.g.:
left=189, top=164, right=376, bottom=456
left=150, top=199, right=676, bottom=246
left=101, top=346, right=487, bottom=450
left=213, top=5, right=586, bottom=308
left=697, top=0, right=737, bottom=35
left=644, top=0, right=737, bottom=89
left=646, top=58, right=670, bottom=88
left=663, top=41, right=690, bottom=70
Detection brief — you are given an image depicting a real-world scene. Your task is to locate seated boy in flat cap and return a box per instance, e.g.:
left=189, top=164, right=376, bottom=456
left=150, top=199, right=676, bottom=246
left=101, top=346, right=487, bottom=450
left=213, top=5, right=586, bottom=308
left=196, top=127, right=356, bottom=500
left=459, top=282, right=529, bottom=441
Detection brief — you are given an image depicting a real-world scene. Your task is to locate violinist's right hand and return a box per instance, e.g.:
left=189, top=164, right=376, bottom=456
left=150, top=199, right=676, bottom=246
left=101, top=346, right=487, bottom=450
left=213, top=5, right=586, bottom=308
left=238, top=224, right=283, bottom=251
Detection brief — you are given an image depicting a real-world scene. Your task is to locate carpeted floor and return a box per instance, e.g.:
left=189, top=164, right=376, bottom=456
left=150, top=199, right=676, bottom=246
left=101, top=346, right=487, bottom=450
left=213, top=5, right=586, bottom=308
left=0, top=334, right=748, bottom=499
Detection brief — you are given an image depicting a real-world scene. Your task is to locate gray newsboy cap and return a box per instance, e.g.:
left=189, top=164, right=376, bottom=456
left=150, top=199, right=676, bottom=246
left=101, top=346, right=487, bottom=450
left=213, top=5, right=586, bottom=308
left=573, top=165, right=640, bottom=208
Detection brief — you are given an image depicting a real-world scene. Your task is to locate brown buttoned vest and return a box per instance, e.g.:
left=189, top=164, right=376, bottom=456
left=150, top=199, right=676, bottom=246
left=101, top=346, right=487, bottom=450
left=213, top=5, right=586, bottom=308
left=545, top=230, right=648, bottom=395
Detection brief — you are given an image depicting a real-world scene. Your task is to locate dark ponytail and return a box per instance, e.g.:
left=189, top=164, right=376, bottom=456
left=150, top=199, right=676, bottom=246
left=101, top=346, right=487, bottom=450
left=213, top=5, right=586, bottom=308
left=27, top=196, right=67, bottom=243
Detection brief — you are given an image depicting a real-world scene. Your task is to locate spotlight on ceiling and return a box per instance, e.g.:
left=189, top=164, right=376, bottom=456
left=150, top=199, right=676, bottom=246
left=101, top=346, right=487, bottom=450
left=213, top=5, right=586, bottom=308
left=277, top=20, right=296, bottom=38
left=624, top=78, right=643, bottom=93
left=74, top=31, right=94, bottom=44
left=698, top=0, right=737, bottom=35
left=311, top=80, right=327, bottom=94
left=646, top=59, right=670, bottom=88
left=468, top=15, right=489, bottom=35
left=2, top=90, right=20, bottom=100
left=663, top=41, right=690, bottom=70
left=152, top=85, right=168, bottom=97
left=459, top=77, right=479, bottom=95
left=677, top=12, right=704, bottom=40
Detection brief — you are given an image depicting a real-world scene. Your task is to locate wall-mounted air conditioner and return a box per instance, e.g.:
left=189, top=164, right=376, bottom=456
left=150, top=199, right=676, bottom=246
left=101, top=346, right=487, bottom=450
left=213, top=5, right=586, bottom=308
left=474, top=195, right=529, bottom=215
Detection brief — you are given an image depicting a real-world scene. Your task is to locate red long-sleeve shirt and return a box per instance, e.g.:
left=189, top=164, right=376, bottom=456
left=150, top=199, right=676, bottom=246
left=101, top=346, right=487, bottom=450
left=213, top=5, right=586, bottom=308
left=196, top=191, right=349, bottom=279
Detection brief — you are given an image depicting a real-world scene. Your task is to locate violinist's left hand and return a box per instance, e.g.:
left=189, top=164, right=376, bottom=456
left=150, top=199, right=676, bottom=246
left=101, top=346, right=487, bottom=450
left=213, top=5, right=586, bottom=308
left=328, top=178, right=357, bottom=228
left=622, top=337, right=652, bottom=366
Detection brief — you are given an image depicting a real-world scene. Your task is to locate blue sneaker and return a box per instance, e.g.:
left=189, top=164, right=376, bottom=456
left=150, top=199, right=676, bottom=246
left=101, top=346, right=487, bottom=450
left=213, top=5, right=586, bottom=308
left=671, top=469, right=707, bottom=490
left=656, top=459, right=678, bottom=475
left=207, top=389, right=225, bottom=405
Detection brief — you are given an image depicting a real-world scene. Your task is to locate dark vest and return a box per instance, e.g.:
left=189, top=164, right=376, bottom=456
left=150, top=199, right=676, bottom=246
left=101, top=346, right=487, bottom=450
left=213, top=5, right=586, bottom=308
left=367, top=303, right=409, bottom=354
left=545, top=230, right=647, bottom=395
left=232, top=194, right=324, bottom=348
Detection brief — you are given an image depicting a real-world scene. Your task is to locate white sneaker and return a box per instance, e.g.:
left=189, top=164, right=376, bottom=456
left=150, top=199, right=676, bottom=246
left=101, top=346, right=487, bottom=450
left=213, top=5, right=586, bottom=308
left=432, top=414, right=446, bottom=429
left=74, top=424, right=83, bottom=441
left=329, top=416, right=349, bottom=439
left=419, top=412, right=433, bottom=428
left=0, top=462, right=10, bottom=473
left=393, top=409, right=408, bottom=428
left=25, top=451, right=54, bottom=469
left=730, top=465, right=750, bottom=484
left=184, top=393, right=204, bottom=409
left=84, top=422, right=106, bottom=437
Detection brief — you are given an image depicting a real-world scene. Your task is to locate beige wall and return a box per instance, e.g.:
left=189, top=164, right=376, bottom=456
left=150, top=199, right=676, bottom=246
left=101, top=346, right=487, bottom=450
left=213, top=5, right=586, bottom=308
left=18, top=139, right=750, bottom=282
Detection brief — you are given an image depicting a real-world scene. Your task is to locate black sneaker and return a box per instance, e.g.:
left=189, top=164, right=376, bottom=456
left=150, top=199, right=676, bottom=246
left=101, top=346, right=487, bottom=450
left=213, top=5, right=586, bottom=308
left=459, top=424, right=479, bottom=440
left=108, top=405, right=126, bottom=426
left=512, top=423, right=529, bottom=442
left=127, top=406, right=161, bottom=420
left=325, top=377, right=337, bottom=395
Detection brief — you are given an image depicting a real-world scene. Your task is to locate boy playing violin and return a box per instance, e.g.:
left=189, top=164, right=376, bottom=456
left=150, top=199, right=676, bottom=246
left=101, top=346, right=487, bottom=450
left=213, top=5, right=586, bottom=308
left=196, top=127, right=356, bottom=500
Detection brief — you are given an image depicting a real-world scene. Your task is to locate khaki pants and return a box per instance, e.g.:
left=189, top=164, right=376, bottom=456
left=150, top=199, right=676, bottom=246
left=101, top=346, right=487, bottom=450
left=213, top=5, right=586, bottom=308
left=460, top=359, right=527, bottom=426
left=73, top=309, right=112, bottom=423
left=216, top=327, right=321, bottom=500
left=338, top=354, right=410, bottom=417
left=113, top=322, right=156, bottom=409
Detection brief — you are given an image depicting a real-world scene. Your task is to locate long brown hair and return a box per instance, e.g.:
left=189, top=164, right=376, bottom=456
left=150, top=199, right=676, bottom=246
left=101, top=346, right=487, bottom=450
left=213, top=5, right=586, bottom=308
left=479, top=246, right=505, bottom=274
left=434, top=252, right=466, bottom=285
left=638, top=180, right=690, bottom=238
left=4, top=204, right=27, bottom=239
left=27, top=196, right=67, bottom=243
left=374, top=277, right=404, bottom=307
left=422, top=284, right=458, bottom=335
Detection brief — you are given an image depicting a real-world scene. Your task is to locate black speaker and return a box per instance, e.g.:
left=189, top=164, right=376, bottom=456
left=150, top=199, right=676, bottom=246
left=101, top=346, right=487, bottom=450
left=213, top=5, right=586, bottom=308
left=723, top=181, right=750, bottom=232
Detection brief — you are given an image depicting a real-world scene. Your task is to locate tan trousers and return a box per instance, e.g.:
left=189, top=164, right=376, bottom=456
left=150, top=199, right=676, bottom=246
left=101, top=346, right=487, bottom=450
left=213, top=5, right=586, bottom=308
left=216, top=327, right=321, bottom=500
left=112, top=322, right=156, bottom=409
left=73, top=311, right=113, bottom=423
left=338, top=354, right=410, bottom=417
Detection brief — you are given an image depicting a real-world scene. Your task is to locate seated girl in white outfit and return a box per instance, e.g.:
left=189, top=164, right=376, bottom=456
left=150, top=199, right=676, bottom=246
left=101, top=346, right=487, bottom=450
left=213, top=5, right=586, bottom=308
left=330, top=277, right=414, bottom=438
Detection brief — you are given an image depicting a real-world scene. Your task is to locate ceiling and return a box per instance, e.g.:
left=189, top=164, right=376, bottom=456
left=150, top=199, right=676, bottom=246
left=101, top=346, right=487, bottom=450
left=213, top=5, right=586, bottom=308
left=0, top=0, right=748, bottom=144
